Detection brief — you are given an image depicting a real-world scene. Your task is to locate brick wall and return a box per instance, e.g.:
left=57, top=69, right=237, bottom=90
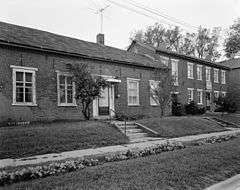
left=0, top=46, right=169, bottom=124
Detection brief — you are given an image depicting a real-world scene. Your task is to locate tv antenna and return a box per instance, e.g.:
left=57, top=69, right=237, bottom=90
left=96, top=5, right=110, bottom=33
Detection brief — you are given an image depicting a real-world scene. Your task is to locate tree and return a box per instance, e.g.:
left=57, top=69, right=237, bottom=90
left=130, top=23, right=221, bottom=61
left=70, top=64, right=108, bottom=120
left=150, top=69, right=175, bottom=117
left=225, top=18, right=240, bottom=58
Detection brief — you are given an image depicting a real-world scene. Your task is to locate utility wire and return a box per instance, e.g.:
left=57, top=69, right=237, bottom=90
left=123, top=0, right=198, bottom=30
left=105, top=0, right=183, bottom=28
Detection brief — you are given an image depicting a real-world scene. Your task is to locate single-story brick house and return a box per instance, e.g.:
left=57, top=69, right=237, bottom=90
left=0, top=22, right=169, bottom=124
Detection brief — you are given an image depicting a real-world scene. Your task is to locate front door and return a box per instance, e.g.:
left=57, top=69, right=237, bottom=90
left=206, top=92, right=211, bottom=110
left=98, top=87, right=110, bottom=116
left=92, top=84, right=115, bottom=118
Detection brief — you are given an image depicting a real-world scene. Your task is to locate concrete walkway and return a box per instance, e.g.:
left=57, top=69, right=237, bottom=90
left=205, top=174, right=240, bottom=190
left=1, top=129, right=240, bottom=169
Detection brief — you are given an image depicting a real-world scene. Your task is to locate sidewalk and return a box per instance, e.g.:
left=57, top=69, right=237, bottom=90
left=205, top=174, right=240, bottom=190
left=1, top=129, right=240, bottom=169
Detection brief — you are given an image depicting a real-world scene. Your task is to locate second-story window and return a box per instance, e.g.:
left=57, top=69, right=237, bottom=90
left=197, top=65, right=202, bottom=80
left=187, top=62, right=194, bottom=79
left=171, top=59, right=178, bottom=86
left=214, top=68, right=219, bottom=83
left=206, top=67, right=211, bottom=82
left=160, top=56, right=169, bottom=66
left=221, top=70, right=226, bottom=84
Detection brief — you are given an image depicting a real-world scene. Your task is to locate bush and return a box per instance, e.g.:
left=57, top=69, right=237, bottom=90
left=215, top=96, right=237, bottom=113
left=184, top=101, right=206, bottom=115
left=172, top=101, right=185, bottom=116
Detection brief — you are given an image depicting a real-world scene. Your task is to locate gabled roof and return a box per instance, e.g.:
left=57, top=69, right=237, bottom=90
left=217, top=58, right=240, bottom=69
left=0, top=21, right=167, bottom=69
left=128, top=40, right=230, bottom=70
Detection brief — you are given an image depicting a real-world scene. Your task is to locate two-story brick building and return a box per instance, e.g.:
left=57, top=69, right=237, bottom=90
left=218, top=58, right=240, bottom=110
left=0, top=22, right=169, bottom=124
left=128, top=41, right=230, bottom=111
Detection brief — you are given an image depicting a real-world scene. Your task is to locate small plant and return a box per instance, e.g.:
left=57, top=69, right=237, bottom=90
left=184, top=101, right=206, bottom=115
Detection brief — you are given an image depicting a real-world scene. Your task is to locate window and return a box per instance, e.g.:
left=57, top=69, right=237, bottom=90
left=11, top=65, right=37, bottom=106
left=160, top=56, right=169, bottom=66
left=214, top=91, right=219, bottom=99
left=57, top=72, right=76, bottom=106
left=214, top=68, right=219, bottom=83
left=221, top=70, right=226, bottom=84
left=187, top=88, right=194, bottom=102
left=197, top=89, right=203, bottom=105
left=197, top=65, right=202, bottom=80
left=171, top=59, right=178, bottom=86
left=149, top=80, right=159, bottom=106
left=206, top=67, right=211, bottom=82
left=221, top=91, right=227, bottom=97
left=127, top=78, right=139, bottom=106
left=187, top=62, right=194, bottom=79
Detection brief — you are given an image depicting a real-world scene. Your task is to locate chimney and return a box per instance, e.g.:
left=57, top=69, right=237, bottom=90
left=96, top=33, right=105, bottom=45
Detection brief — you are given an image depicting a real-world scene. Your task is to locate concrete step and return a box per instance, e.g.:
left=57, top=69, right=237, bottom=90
left=127, top=133, right=148, bottom=138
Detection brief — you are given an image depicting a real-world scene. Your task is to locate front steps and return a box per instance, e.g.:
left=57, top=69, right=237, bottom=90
left=113, top=121, right=163, bottom=143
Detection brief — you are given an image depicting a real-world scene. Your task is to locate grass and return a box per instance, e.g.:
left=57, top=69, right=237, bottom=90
left=0, top=121, right=128, bottom=159
left=137, top=116, right=227, bottom=138
left=214, top=114, right=240, bottom=125
left=2, top=136, right=240, bottom=190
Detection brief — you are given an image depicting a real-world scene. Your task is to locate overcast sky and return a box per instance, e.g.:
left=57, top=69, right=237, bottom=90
left=2, top=0, right=240, bottom=49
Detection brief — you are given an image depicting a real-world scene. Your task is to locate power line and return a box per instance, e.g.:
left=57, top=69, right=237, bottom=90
left=105, top=0, right=182, bottom=28
left=123, top=0, right=198, bottom=30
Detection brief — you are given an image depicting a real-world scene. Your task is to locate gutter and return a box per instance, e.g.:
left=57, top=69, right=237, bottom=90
left=0, top=40, right=168, bottom=70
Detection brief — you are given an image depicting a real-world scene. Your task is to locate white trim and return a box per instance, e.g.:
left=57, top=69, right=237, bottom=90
left=187, top=62, right=194, bottom=79
left=196, top=89, right=203, bottom=105
left=196, top=64, right=203, bottom=80
left=92, top=74, right=121, bottom=83
left=57, top=72, right=77, bottom=107
left=12, top=66, right=37, bottom=106
left=214, top=68, right=219, bottom=83
left=10, top=65, right=38, bottom=71
left=127, top=78, right=140, bottom=106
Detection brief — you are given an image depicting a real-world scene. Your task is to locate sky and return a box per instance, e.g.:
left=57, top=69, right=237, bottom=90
left=1, top=0, right=240, bottom=50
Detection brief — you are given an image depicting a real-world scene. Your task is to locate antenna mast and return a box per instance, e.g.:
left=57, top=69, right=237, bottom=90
left=96, top=5, right=110, bottom=33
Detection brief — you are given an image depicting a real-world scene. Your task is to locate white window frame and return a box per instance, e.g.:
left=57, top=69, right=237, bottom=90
left=57, top=71, right=76, bottom=107
left=127, top=78, right=140, bottom=106
left=187, top=88, right=194, bottom=103
left=187, top=62, right=194, bottom=79
left=214, top=68, right=219, bottom=83
left=214, top=91, right=220, bottom=99
left=149, top=80, right=160, bottom=106
left=206, top=67, right=211, bottom=82
left=197, top=89, right=203, bottom=105
left=160, top=56, right=169, bottom=66
left=11, top=65, right=38, bottom=106
left=221, top=70, right=226, bottom=84
left=196, top=65, right=202, bottom=80
left=171, top=59, right=178, bottom=86
left=221, top=91, right=227, bottom=97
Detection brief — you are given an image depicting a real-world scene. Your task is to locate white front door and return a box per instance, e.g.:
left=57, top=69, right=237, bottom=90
left=93, top=84, right=115, bottom=118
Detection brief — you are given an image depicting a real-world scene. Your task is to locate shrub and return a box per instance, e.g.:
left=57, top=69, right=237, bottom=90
left=172, top=101, right=185, bottom=116
left=184, top=101, right=206, bottom=115
left=215, top=96, right=238, bottom=113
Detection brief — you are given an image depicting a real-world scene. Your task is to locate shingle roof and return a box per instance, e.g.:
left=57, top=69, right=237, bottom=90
left=0, top=21, right=167, bottom=69
left=217, top=58, right=240, bottom=69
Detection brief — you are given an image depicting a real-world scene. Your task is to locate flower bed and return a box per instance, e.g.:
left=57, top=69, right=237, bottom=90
left=0, top=141, right=184, bottom=186
left=0, top=134, right=237, bottom=186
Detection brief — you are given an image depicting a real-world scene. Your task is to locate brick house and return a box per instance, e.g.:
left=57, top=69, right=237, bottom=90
left=0, top=22, right=169, bottom=124
left=218, top=58, right=240, bottom=110
left=128, top=41, right=230, bottom=111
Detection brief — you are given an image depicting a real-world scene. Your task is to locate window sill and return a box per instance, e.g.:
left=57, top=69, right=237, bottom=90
left=197, top=79, right=202, bottom=81
left=12, top=103, right=38, bottom=107
left=58, top=104, right=77, bottom=107
left=150, top=104, right=160, bottom=107
left=128, top=104, right=140, bottom=107
left=188, top=77, right=194, bottom=80
left=197, top=103, right=203, bottom=105
left=214, top=81, right=219, bottom=83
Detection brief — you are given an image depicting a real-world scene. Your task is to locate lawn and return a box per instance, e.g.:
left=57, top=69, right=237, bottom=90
left=0, top=121, right=128, bottom=159
left=2, top=136, right=240, bottom=190
left=214, top=114, right=240, bottom=125
left=137, top=116, right=227, bottom=138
